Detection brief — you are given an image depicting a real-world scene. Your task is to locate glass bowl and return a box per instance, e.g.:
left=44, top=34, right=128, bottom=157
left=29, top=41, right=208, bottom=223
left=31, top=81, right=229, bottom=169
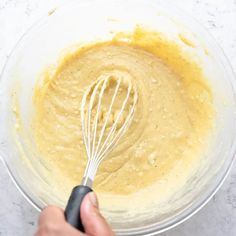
left=0, top=0, right=236, bottom=235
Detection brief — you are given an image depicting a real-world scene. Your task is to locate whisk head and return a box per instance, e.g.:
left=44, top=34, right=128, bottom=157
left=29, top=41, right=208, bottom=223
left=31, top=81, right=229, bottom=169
left=80, top=74, right=138, bottom=187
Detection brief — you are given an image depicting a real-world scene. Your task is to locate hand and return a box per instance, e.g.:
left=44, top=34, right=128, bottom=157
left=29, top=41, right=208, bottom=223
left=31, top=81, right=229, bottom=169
left=34, top=192, right=115, bottom=236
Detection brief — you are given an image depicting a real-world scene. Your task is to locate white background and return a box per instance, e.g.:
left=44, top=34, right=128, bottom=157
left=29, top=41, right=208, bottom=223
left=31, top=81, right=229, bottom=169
left=0, top=0, right=236, bottom=235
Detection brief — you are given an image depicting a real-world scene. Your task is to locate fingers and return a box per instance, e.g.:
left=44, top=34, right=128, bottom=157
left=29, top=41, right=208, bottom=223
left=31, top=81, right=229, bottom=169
left=38, top=206, right=65, bottom=226
left=81, top=192, right=115, bottom=236
left=35, top=206, right=85, bottom=236
left=35, top=195, right=115, bottom=236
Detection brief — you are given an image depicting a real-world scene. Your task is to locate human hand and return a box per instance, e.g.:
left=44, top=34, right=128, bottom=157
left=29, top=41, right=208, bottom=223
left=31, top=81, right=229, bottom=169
left=34, top=192, right=115, bottom=236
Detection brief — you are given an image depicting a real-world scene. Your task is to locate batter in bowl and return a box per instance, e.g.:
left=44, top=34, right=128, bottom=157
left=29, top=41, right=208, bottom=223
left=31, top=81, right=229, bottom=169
left=32, top=27, right=214, bottom=214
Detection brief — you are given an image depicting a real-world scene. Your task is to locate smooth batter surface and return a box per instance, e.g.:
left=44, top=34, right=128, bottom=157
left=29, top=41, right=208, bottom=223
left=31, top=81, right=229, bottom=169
left=32, top=28, right=214, bottom=213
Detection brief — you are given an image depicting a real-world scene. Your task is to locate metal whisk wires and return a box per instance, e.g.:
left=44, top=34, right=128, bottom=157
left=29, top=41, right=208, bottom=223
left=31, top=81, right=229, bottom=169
left=80, top=75, right=138, bottom=187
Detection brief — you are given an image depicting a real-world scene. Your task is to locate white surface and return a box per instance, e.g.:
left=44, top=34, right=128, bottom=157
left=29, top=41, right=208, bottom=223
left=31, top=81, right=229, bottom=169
left=0, top=0, right=236, bottom=235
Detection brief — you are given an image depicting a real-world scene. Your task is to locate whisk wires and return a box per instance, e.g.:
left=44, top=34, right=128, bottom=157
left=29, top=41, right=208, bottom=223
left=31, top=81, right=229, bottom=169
left=80, top=75, right=138, bottom=186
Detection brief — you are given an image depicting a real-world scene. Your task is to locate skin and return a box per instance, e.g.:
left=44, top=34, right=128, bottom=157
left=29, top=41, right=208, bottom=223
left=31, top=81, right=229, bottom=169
left=34, top=192, right=115, bottom=236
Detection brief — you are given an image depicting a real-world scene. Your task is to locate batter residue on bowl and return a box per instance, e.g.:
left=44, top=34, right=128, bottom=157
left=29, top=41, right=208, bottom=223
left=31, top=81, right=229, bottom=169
left=32, top=27, right=214, bottom=214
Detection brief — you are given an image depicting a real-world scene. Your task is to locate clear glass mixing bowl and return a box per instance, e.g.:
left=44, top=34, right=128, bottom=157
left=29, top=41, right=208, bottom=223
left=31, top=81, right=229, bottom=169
left=0, top=0, right=236, bottom=235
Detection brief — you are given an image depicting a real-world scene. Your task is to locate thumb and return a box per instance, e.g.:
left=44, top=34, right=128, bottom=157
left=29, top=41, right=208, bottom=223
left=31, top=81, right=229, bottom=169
left=80, top=192, right=115, bottom=236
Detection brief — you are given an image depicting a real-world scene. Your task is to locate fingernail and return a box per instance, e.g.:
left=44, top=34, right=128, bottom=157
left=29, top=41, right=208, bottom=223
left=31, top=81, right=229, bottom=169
left=88, top=192, right=99, bottom=208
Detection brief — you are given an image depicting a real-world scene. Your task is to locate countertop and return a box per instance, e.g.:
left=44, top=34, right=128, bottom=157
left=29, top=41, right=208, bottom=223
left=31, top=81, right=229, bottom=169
left=0, top=0, right=236, bottom=235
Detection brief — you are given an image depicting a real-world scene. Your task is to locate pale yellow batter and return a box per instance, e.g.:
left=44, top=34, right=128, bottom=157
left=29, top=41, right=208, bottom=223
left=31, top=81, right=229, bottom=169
left=32, top=28, right=214, bottom=213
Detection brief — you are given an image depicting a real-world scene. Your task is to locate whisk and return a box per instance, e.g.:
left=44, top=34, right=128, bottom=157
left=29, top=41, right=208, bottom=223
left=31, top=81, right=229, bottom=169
left=65, top=74, right=138, bottom=231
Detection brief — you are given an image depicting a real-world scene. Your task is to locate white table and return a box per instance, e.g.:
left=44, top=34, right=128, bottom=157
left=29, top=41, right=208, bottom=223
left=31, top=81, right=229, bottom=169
left=0, top=0, right=236, bottom=235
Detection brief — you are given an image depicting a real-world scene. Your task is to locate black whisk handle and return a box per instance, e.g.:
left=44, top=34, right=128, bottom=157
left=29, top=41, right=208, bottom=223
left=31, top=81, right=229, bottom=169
left=65, top=185, right=92, bottom=232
